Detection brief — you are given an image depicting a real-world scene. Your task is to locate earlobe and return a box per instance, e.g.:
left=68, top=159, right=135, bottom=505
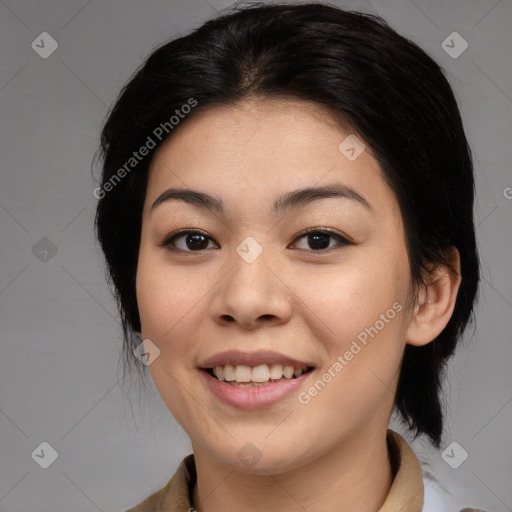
left=405, top=247, right=462, bottom=347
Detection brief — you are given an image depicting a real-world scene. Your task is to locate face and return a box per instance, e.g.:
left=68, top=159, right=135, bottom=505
left=136, top=98, right=415, bottom=473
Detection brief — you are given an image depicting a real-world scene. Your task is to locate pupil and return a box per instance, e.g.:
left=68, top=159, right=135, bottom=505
left=184, top=233, right=330, bottom=250
left=309, top=233, right=329, bottom=250
left=187, top=234, right=208, bottom=250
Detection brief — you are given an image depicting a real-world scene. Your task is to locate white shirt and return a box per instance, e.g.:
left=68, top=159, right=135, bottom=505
left=423, top=479, right=449, bottom=512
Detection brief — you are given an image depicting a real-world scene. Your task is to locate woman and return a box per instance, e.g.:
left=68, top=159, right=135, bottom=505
left=95, top=3, right=480, bottom=510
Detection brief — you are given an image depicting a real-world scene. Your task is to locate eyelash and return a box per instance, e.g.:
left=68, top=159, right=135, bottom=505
left=158, top=227, right=352, bottom=254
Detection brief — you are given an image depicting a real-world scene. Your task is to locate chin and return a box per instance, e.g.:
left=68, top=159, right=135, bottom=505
left=202, top=436, right=316, bottom=476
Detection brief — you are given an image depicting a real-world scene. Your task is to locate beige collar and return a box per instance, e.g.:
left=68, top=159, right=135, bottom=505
left=126, top=429, right=423, bottom=512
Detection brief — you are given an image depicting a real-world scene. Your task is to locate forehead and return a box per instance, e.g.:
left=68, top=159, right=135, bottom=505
left=145, top=98, right=395, bottom=217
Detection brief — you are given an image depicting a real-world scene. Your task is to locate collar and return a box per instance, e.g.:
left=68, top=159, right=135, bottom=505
left=126, top=429, right=423, bottom=512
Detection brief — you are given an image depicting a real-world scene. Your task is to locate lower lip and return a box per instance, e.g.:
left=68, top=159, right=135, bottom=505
left=200, top=369, right=312, bottom=409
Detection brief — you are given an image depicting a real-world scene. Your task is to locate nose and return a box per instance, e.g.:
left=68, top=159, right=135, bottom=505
left=209, top=239, right=293, bottom=330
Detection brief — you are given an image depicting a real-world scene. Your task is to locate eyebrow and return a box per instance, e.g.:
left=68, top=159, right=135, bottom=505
left=150, top=182, right=373, bottom=216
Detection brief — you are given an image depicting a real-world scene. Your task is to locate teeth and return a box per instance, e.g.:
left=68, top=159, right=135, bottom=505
left=269, top=364, right=283, bottom=379
left=212, top=366, right=224, bottom=380
left=283, top=366, right=294, bottom=379
left=211, top=363, right=309, bottom=383
left=234, top=365, right=252, bottom=382
left=223, top=364, right=235, bottom=381
left=252, top=364, right=270, bottom=382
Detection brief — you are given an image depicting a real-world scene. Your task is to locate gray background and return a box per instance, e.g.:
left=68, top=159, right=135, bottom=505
left=0, top=0, right=511, bottom=510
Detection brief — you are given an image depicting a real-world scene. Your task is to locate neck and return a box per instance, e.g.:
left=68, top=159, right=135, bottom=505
left=191, top=425, right=393, bottom=512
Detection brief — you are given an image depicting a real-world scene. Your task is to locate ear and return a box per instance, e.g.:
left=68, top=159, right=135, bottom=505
left=405, top=246, right=462, bottom=347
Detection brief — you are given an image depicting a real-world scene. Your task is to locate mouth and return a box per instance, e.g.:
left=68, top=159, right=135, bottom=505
left=202, top=364, right=315, bottom=387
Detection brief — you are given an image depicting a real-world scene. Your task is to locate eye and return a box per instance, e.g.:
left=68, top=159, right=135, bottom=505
left=291, top=228, right=352, bottom=252
left=159, top=230, right=218, bottom=252
left=159, top=227, right=351, bottom=254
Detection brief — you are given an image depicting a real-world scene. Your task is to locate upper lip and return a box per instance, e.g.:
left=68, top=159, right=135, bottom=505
left=199, top=350, right=313, bottom=369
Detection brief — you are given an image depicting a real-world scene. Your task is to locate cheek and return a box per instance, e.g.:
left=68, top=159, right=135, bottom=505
left=135, top=250, right=207, bottom=355
left=290, top=258, right=405, bottom=349
left=291, top=257, right=408, bottom=396
left=135, top=251, right=210, bottom=427
left=296, top=285, right=405, bottom=434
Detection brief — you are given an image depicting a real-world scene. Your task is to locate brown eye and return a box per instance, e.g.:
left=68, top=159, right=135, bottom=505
left=292, top=229, right=351, bottom=252
left=160, top=230, right=218, bottom=252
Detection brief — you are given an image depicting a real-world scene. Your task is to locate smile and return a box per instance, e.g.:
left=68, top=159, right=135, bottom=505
left=206, top=364, right=314, bottom=386
left=200, top=366, right=316, bottom=409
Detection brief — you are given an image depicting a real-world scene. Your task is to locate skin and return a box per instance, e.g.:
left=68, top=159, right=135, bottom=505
left=135, top=98, right=461, bottom=512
